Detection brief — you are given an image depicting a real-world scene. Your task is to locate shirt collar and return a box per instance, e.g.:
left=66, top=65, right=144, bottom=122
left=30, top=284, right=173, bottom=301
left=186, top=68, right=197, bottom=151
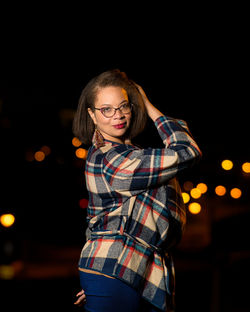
left=92, top=129, right=134, bottom=149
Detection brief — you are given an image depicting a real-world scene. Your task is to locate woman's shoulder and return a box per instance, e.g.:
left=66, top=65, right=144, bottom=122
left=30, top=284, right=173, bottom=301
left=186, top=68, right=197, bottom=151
left=87, top=142, right=138, bottom=162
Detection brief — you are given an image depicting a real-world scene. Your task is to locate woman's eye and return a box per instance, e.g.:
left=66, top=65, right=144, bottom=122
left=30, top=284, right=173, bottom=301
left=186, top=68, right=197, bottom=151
left=102, top=107, right=112, bottom=113
left=122, top=103, right=129, bottom=109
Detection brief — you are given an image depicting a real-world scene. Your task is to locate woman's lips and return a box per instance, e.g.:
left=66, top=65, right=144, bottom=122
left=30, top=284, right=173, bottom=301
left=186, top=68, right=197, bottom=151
left=113, top=122, right=126, bottom=129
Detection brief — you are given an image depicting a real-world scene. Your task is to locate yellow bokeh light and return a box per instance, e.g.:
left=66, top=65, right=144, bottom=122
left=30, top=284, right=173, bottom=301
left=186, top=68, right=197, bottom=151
left=34, top=151, right=45, bottom=162
left=72, top=137, right=82, bottom=147
left=215, top=185, right=226, bottom=196
left=190, top=188, right=202, bottom=199
left=75, top=148, right=88, bottom=159
left=242, top=162, right=250, bottom=173
left=0, top=265, right=15, bottom=279
left=196, top=183, right=208, bottom=194
left=0, top=214, right=15, bottom=227
left=230, top=188, right=242, bottom=199
left=182, top=192, right=190, bottom=204
left=188, top=202, right=201, bottom=214
left=221, top=159, right=233, bottom=170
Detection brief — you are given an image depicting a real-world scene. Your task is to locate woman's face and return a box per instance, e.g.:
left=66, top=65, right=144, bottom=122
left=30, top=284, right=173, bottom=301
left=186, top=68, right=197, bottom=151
left=88, top=86, right=132, bottom=143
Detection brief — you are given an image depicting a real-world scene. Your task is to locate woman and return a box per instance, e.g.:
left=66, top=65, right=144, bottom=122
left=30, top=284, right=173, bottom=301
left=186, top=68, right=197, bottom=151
left=73, top=69, right=201, bottom=312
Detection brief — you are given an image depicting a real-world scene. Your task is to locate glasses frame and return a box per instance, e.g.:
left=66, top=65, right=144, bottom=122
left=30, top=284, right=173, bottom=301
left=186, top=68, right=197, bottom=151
left=94, top=103, right=133, bottom=118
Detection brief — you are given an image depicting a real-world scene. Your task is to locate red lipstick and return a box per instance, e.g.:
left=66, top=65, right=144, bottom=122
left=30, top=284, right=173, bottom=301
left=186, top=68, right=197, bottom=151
left=113, top=123, right=126, bottom=129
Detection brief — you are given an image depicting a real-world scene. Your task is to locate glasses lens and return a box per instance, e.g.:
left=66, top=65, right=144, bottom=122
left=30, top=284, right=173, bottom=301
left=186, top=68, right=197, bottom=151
left=101, top=103, right=132, bottom=117
left=101, top=107, right=114, bottom=118
left=120, top=103, right=131, bottom=114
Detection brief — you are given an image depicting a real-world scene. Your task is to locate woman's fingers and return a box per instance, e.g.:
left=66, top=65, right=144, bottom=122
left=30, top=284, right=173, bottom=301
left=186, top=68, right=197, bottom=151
left=76, top=289, right=84, bottom=296
left=74, top=289, right=86, bottom=306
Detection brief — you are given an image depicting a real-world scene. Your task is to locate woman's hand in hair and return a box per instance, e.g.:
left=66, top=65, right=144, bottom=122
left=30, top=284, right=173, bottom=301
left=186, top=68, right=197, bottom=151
left=134, top=83, right=164, bottom=122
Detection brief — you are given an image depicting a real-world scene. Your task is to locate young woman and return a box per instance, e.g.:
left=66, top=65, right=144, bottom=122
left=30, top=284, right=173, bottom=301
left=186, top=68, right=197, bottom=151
left=73, top=69, right=201, bottom=312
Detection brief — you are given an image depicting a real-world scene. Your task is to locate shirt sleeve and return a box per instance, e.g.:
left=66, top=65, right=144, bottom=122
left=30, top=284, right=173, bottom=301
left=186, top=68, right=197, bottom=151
left=103, top=116, right=202, bottom=194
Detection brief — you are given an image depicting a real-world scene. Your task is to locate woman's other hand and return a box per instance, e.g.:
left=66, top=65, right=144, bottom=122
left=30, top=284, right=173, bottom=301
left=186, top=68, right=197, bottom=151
left=74, top=289, right=86, bottom=306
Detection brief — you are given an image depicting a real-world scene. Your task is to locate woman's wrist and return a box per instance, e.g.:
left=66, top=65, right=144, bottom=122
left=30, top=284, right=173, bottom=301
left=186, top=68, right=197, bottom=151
left=145, top=102, right=164, bottom=122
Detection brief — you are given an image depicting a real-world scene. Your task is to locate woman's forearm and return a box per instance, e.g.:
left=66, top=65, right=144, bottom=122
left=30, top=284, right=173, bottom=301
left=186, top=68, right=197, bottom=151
left=145, top=103, right=164, bottom=122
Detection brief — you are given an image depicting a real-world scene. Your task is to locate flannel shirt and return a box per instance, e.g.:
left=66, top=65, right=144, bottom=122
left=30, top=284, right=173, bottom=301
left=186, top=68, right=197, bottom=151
left=78, top=115, right=201, bottom=311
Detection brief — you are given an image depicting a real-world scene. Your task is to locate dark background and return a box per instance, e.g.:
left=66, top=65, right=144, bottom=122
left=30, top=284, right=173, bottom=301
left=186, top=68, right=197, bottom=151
left=0, top=5, right=249, bottom=312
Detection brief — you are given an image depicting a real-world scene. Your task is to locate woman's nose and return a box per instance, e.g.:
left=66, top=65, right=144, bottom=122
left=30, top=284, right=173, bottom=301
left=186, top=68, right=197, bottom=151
left=114, top=108, right=125, bottom=118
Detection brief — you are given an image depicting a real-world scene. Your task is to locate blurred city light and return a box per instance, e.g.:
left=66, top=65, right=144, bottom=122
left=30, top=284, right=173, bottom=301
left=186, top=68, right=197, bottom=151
left=188, top=202, right=201, bottom=214
left=72, top=137, right=82, bottom=147
left=190, top=188, right=202, bottom=199
left=25, top=150, right=35, bottom=162
left=182, top=192, right=190, bottom=204
left=196, top=182, right=208, bottom=194
left=34, top=151, right=45, bottom=162
left=0, top=265, right=15, bottom=279
left=183, top=181, right=193, bottom=192
left=230, top=187, right=242, bottom=199
left=242, top=162, right=250, bottom=173
left=40, top=145, right=51, bottom=156
left=215, top=185, right=226, bottom=196
left=221, top=159, right=233, bottom=170
left=75, top=148, right=87, bottom=159
left=79, top=198, right=89, bottom=209
left=0, top=214, right=15, bottom=227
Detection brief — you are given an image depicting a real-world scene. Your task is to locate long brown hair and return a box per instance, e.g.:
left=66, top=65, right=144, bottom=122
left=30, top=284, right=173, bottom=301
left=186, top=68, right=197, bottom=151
left=72, top=69, right=147, bottom=145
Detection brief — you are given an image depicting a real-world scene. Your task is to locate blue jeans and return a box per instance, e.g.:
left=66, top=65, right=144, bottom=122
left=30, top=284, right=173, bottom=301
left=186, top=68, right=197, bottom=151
left=79, top=270, right=162, bottom=312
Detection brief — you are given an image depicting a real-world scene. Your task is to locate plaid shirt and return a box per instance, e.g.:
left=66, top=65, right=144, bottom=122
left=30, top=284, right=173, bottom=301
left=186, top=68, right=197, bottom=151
left=78, top=116, right=201, bottom=311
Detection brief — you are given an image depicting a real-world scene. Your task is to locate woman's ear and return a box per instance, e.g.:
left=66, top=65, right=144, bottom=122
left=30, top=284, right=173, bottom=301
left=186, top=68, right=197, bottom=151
left=88, top=108, right=97, bottom=126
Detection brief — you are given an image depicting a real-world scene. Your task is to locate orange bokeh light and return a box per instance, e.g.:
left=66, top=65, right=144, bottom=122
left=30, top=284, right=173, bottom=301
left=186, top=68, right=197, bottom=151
left=242, top=162, right=250, bottom=173
left=40, top=145, right=51, bottom=156
left=75, top=148, right=87, bottom=159
left=215, top=185, right=226, bottom=196
left=190, top=188, right=202, bottom=199
left=230, top=188, right=242, bottom=199
left=34, top=151, right=45, bottom=162
left=72, top=137, right=82, bottom=147
left=196, top=183, right=208, bottom=194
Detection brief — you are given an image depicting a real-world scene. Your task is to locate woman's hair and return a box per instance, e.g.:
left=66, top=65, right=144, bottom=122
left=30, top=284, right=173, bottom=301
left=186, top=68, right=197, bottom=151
left=72, top=69, right=148, bottom=145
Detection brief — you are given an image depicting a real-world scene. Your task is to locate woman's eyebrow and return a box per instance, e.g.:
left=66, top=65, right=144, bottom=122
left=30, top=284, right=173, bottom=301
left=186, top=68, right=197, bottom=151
left=100, top=100, right=128, bottom=107
left=119, top=100, right=129, bottom=105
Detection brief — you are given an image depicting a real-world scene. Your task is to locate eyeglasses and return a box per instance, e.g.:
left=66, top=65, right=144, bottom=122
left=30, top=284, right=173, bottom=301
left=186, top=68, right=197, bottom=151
left=94, top=102, right=132, bottom=118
